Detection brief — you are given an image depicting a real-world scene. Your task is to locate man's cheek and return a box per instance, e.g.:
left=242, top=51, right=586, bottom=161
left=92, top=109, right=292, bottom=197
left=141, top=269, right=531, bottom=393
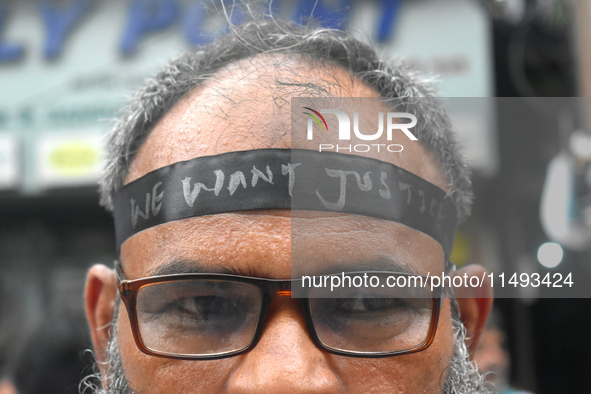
left=325, top=355, right=443, bottom=393
left=117, top=311, right=238, bottom=393
left=327, top=306, right=455, bottom=392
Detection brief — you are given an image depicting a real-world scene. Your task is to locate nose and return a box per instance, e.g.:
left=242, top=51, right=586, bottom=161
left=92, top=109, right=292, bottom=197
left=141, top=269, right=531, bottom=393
left=225, top=296, right=342, bottom=393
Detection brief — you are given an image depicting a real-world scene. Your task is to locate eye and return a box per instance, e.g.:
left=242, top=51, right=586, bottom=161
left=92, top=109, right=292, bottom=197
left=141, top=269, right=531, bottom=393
left=137, top=281, right=259, bottom=332
left=177, top=295, right=240, bottom=320
left=335, top=296, right=412, bottom=314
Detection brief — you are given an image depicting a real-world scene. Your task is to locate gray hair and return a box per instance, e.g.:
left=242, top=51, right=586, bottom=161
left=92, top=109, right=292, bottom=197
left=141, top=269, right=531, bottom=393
left=99, top=18, right=472, bottom=220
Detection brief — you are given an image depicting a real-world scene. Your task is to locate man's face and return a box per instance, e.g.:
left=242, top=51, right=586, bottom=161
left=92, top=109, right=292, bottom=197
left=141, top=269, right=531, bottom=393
left=87, top=56, right=491, bottom=393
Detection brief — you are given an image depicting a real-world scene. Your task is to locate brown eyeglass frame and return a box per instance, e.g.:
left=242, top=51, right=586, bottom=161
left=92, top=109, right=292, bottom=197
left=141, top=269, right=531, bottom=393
left=115, top=260, right=452, bottom=360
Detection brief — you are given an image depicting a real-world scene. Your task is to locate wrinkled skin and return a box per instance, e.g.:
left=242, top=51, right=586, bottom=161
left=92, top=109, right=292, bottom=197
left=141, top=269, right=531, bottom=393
left=86, top=56, right=492, bottom=393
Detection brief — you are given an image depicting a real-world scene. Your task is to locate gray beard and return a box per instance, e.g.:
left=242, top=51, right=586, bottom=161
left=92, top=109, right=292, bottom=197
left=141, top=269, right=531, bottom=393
left=83, top=311, right=492, bottom=394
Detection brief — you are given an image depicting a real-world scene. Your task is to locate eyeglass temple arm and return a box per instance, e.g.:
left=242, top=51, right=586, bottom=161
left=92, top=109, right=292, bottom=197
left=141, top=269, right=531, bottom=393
left=440, top=260, right=457, bottom=306
left=114, top=260, right=125, bottom=283
left=444, top=259, right=456, bottom=275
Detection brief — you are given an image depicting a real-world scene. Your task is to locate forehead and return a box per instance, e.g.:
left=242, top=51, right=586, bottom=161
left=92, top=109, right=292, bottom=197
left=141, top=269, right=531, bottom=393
left=120, top=55, right=447, bottom=278
left=126, top=55, right=445, bottom=189
left=120, top=211, right=445, bottom=280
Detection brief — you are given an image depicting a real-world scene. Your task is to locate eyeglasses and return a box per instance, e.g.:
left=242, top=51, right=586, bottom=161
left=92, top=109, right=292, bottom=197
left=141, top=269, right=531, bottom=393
left=115, top=261, right=451, bottom=360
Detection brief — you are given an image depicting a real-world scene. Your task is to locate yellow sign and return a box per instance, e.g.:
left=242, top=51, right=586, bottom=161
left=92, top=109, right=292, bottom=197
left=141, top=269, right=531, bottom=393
left=48, top=141, right=100, bottom=176
left=37, top=132, right=104, bottom=187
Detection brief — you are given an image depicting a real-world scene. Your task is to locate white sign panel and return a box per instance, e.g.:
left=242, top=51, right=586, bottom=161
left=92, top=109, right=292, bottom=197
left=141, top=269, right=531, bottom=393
left=0, top=0, right=495, bottom=187
left=0, top=133, right=19, bottom=189
left=36, top=132, right=104, bottom=187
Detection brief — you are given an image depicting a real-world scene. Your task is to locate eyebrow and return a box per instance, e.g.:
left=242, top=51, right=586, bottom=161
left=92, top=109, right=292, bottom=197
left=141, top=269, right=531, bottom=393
left=148, top=259, right=239, bottom=276
left=149, top=257, right=420, bottom=278
left=311, top=257, right=420, bottom=276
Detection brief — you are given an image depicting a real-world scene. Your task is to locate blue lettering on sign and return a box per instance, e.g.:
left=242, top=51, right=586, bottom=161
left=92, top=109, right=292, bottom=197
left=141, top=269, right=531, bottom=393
left=0, top=0, right=401, bottom=63
left=182, top=1, right=210, bottom=45
left=120, top=0, right=179, bottom=56
left=222, top=0, right=246, bottom=26
left=39, top=0, right=94, bottom=59
left=376, top=0, right=401, bottom=42
left=293, top=0, right=351, bottom=29
left=0, top=4, right=24, bottom=62
left=182, top=0, right=248, bottom=46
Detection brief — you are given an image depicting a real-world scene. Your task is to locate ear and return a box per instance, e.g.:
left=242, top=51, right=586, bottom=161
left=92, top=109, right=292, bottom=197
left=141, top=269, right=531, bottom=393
left=85, top=264, right=118, bottom=376
left=452, top=264, right=493, bottom=357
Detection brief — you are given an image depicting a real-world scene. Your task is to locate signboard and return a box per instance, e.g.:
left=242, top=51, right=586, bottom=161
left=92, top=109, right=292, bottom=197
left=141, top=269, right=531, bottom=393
left=35, top=132, right=103, bottom=187
left=0, top=133, right=19, bottom=189
left=0, top=0, right=494, bottom=191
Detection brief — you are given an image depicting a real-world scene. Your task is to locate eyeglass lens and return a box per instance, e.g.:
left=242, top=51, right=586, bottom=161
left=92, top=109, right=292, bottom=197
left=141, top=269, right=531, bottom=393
left=307, top=278, right=433, bottom=354
left=136, top=279, right=263, bottom=356
left=133, top=274, right=435, bottom=357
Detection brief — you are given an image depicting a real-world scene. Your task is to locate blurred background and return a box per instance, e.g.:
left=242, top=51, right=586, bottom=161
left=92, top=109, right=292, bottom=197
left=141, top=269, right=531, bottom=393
left=1, top=0, right=590, bottom=393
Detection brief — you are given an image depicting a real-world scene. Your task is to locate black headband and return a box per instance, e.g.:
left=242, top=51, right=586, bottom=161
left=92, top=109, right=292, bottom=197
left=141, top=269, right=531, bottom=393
left=113, top=149, right=458, bottom=256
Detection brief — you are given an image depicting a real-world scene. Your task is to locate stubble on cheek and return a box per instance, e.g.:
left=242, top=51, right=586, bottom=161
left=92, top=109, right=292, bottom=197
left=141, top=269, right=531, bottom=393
left=111, top=311, right=452, bottom=393
left=116, top=308, right=239, bottom=393
left=320, top=305, right=455, bottom=393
